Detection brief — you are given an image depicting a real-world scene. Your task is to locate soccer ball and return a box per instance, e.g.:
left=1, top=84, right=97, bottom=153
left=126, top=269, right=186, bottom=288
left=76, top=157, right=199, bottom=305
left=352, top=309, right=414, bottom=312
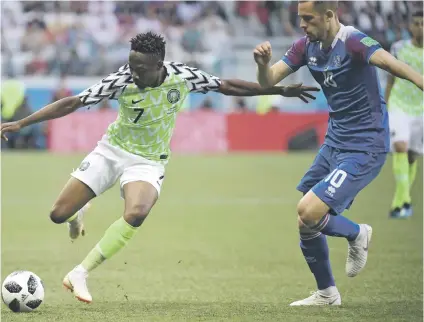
left=2, top=271, right=44, bottom=312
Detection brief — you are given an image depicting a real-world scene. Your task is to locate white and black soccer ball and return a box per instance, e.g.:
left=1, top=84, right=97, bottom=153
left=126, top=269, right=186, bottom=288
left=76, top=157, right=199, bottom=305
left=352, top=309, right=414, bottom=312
left=2, top=271, right=44, bottom=312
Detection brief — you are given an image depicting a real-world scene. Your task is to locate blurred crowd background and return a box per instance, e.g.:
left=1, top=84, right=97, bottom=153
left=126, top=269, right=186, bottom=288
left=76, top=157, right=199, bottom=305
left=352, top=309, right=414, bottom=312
left=1, top=1, right=422, bottom=76
left=1, top=1, right=423, bottom=149
left=2, top=1, right=422, bottom=77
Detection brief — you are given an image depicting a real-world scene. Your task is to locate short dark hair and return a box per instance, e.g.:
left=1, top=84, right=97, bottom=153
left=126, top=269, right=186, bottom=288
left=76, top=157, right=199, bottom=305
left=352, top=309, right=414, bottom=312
left=130, top=32, right=166, bottom=60
left=299, top=1, right=339, bottom=13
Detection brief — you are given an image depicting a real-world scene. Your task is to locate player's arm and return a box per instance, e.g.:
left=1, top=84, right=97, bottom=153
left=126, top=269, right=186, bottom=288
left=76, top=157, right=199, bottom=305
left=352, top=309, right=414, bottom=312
left=254, top=39, right=307, bottom=88
left=0, top=65, right=131, bottom=141
left=20, top=97, right=84, bottom=126
left=346, top=33, right=423, bottom=91
left=219, top=79, right=319, bottom=103
left=0, top=96, right=84, bottom=140
left=256, top=61, right=293, bottom=88
left=181, top=62, right=319, bottom=103
left=370, top=50, right=423, bottom=91
left=384, top=73, right=395, bottom=103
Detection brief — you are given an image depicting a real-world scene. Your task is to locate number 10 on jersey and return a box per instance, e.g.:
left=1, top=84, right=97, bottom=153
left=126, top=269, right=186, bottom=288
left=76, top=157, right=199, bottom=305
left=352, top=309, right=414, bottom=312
left=324, top=169, right=347, bottom=188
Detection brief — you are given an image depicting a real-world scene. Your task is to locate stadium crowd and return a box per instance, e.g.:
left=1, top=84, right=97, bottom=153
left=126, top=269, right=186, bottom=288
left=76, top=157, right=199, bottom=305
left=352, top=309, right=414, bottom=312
left=1, top=1, right=422, bottom=77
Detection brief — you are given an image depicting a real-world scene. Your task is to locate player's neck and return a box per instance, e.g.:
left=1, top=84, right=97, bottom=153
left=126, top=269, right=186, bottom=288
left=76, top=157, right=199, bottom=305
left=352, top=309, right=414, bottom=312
left=321, top=20, right=341, bottom=50
left=136, top=67, right=167, bottom=89
left=154, top=67, right=167, bottom=87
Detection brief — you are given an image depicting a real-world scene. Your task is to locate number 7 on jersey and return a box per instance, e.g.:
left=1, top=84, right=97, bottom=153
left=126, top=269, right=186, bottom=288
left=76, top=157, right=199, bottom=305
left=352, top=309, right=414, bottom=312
left=133, top=108, right=144, bottom=123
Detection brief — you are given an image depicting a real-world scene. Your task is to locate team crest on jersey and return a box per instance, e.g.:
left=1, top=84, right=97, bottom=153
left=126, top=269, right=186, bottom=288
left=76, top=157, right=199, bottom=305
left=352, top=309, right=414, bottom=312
left=333, top=55, right=341, bottom=68
left=79, top=161, right=90, bottom=171
left=167, top=89, right=180, bottom=104
left=308, top=57, right=317, bottom=66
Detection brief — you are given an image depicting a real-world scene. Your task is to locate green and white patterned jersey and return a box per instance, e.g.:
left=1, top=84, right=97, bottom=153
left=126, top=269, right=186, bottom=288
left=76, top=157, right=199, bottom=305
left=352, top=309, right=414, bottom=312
left=388, top=39, right=423, bottom=116
left=78, top=62, right=221, bottom=164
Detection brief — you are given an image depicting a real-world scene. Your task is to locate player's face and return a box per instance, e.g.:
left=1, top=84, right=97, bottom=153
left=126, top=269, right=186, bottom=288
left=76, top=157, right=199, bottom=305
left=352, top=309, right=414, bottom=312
left=410, top=16, right=423, bottom=43
left=129, top=50, right=163, bottom=88
left=298, top=1, right=328, bottom=42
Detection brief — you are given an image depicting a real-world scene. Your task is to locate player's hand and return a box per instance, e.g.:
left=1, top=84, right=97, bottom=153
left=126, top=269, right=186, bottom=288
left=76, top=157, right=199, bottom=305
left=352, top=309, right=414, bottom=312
left=254, top=41, right=272, bottom=66
left=280, top=83, right=320, bottom=103
left=0, top=121, right=22, bottom=141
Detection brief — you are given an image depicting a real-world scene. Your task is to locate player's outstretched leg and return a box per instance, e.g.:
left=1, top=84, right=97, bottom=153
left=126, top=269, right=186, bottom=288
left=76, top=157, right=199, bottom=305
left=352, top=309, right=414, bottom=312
left=63, top=181, right=158, bottom=303
left=50, top=177, right=96, bottom=239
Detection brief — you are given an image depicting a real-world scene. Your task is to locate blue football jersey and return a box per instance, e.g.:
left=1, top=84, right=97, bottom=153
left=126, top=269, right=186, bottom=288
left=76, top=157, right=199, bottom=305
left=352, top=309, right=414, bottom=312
left=282, top=24, right=390, bottom=153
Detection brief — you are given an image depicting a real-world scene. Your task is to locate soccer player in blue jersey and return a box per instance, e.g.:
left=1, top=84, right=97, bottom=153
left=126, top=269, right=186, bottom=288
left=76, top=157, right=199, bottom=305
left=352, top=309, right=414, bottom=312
left=253, top=1, right=424, bottom=306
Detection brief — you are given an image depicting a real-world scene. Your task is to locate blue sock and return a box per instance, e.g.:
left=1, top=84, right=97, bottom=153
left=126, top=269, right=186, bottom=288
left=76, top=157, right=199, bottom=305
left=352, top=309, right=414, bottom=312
left=300, top=233, right=335, bottom=290
left=312, top=213, right=360, bottom=241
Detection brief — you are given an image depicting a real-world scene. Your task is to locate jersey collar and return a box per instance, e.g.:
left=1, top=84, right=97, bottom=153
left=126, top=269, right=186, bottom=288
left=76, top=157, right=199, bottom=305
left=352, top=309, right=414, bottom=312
left=320, top=23, right=345, bottom=51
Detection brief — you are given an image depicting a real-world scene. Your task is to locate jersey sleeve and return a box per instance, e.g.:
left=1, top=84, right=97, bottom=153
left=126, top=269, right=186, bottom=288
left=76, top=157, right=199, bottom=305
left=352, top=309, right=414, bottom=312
left=281, top=37, right=307, bottom=72
left=345, top=32, right=383, bottom=64
left=77, top=64, right=133, bottom=105
left=169, top=62, right=222, bottom=94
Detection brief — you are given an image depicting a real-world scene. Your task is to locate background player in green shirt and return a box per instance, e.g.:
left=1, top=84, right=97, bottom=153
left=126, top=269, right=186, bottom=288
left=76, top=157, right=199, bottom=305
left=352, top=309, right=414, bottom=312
left=385, top=10, right=423, bottom=218
left=0, top=32, right=319, bottom=303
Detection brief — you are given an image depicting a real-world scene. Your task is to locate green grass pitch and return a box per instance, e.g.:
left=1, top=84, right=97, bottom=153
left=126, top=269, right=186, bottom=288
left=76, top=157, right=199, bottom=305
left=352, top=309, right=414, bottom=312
left=1, top=152, right=422, bottom=321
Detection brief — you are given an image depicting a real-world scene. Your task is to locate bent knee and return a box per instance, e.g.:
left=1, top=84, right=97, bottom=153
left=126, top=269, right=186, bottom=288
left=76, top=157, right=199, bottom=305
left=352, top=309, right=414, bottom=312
left=297, top=197, right=314, bottom=222
left=298, top=216, right=317, bottom=236
left=298, top=216, right=308, bottom=230
left=296, top=194, right=328, bottom=227
left=297, top=202, right=315, bottom=229
left=124, top=203, right=152, bottom=227
left=297, top=198, right=307, bottom=218
left=50, top=204, right=74, bottom=224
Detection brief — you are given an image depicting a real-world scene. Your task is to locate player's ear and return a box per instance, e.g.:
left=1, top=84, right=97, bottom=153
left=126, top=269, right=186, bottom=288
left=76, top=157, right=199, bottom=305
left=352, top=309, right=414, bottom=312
left=157, top=60, right=164, bottom=69
left=325, top=10, right=334, bottom=21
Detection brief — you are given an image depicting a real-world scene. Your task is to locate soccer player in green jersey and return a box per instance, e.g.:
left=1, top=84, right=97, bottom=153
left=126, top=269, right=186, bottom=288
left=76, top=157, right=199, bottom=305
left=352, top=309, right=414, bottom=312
left=385, top=10, right=423, bottom=218
left=0, top=32, right=319, bottom=303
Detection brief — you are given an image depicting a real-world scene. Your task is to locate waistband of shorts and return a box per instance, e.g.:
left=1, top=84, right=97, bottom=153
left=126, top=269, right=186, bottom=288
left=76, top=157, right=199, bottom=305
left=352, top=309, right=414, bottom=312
left=100, top=135, right=166, bottom=167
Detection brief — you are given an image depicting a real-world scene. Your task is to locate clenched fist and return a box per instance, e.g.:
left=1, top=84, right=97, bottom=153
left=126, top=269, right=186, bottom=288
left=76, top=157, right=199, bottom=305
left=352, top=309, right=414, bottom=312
left=253, top=41, right=272, bottom=66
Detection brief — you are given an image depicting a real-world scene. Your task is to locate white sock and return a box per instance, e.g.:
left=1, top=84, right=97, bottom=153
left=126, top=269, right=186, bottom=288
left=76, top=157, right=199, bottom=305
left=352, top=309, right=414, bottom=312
left=318, top=286, right=338, bottom=296
left=353, top=225, right=365, bottom=242
left=74, top=264, right=88, bottom=274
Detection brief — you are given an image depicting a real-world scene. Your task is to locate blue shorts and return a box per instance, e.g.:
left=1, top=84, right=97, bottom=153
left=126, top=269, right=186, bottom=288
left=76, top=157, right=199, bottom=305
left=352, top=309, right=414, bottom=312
left=297, top=145, right=387, bottom=215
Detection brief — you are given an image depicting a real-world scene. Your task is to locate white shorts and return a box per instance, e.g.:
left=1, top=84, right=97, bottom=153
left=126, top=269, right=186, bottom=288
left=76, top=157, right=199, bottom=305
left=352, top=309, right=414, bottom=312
left=71, top=136, right=165, bottom=197
left=389, top=109, right=423, bottom=154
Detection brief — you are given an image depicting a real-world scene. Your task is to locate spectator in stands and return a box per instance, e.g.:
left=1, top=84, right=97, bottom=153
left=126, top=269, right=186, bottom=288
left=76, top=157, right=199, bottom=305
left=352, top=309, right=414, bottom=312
left=233, top=97, right=250, bottom=113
